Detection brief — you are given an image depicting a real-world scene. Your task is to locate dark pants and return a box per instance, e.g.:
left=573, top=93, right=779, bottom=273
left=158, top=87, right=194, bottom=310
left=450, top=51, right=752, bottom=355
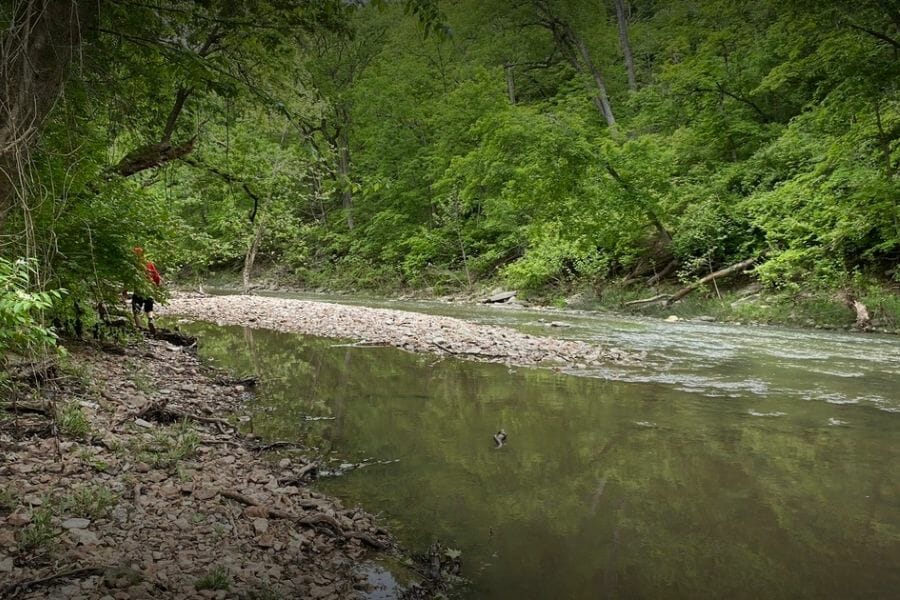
left=131, top=294, right=154, bottom=313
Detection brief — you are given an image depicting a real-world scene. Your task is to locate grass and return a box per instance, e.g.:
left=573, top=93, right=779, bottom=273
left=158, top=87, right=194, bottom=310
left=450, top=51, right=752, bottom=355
left=58, top=484, right=118, bottom=520
left=0, top=486, right=18, bottom=514
left=18, top=505, right=57, bottom=554
left=76, top=449, right=110, bottom=473
left=195, top=566, right=232, bottom=591
left=130, top=420, right=201, bottom=469
left=56, top=401, right=90, bottom=439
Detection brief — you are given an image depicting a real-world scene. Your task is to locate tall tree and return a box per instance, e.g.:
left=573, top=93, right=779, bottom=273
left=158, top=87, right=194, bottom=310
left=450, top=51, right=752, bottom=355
left=612, top=0, right=637, bottom=91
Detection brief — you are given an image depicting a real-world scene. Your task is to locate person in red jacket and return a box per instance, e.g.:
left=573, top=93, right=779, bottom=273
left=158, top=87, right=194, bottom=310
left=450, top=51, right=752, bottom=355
left=130, top=246, right=162, bottom=333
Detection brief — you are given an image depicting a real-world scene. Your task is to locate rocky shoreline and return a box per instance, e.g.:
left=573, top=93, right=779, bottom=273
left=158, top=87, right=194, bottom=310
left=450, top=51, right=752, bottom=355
left=164, top=294, right=636, bottom=368
left=0, top=337, right=407, bottom=600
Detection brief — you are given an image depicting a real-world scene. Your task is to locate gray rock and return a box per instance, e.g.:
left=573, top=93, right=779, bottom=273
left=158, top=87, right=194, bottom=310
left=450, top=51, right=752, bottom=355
left=62, top=517, right=91, bottom=529
left=484, top=290, right=517, bottom=303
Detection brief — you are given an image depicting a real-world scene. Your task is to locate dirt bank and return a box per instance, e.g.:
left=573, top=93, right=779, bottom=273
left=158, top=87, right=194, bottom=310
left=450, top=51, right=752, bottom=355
left=164, top=294, right=636, bottom=368
left=0, top=337, right=403, bottom=599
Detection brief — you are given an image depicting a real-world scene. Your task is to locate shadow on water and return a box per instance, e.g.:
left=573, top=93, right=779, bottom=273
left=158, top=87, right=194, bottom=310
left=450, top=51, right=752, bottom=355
left=180, top=319, right=900, bottom=599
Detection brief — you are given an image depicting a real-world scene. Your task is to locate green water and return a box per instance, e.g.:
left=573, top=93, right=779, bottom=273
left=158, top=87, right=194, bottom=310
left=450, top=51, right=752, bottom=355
left=178, top=308, right=900, bottom=599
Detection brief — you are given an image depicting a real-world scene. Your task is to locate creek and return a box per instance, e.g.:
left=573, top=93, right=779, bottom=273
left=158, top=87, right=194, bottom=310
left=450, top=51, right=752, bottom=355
left=177, top=295, right=900, bottom=599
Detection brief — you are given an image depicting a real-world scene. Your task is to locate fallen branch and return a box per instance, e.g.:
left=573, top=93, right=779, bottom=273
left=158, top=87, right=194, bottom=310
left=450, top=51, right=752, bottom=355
left=0, top=401, right=51, bottom=417
left=666, top=257, right=758, bottom=305
left=624, top=294, right=671, bottom=307
left=2, top=566, right=109, bottom=599
left=646, top=260, right=678, bottom=286
left=219, top=488, right=389, bottom=548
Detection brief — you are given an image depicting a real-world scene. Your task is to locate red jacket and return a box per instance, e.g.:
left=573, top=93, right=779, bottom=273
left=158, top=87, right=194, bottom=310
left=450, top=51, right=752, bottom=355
left=146, top=261, right=161, bottom=287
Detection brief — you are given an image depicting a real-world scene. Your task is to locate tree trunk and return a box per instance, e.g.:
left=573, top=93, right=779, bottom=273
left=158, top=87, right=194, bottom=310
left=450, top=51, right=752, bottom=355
left=0, top=0, right=96, bottom=227
left=572, top=34, right=616, bottom=127
left=613, top=0, right=637, bottom=91
left=666, top=257, right=757, bottom=305
left=504, top=63, right=517, bottom=104
left=242, top=222, right=265, bottom=292
left=337, top=134, right=354, bottom=230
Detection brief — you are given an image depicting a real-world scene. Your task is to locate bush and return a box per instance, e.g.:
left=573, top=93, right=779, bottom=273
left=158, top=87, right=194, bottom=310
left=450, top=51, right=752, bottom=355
left=0, top=257, right=63, bottom=357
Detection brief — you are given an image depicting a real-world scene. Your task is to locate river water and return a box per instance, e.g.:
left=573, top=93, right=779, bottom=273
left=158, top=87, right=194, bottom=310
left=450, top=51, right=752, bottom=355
left=179, top=296, right=900, bottom=599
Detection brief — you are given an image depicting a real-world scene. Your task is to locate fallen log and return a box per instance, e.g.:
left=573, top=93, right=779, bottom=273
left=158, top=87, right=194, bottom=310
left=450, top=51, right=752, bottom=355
left=666, top=257, right=757, bottom=305
left=623, top=294, right=671, bottom=307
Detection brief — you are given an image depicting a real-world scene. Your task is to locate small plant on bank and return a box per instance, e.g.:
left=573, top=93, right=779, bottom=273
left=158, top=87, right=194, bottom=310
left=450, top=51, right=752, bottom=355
left=18, top=505, right=57, bottom=554
left=59, top=484, right=118, bottom=520
left=0, top=486, right=18, bottom=515
left=134, top=421, right=201, bottom=469
left=56, top=401, right=90, bottom=439
left=195, top=566, right=232, bottom=591
left=76, top=448, right=110, bottom=473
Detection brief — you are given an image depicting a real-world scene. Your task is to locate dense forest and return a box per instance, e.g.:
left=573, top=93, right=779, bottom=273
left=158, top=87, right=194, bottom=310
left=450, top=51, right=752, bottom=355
left=2, top=0, right=899, bottom=352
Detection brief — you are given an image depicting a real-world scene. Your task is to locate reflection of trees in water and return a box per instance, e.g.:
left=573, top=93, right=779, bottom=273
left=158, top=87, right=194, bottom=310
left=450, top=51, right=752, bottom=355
left=186, top=322, right=900, bottom=599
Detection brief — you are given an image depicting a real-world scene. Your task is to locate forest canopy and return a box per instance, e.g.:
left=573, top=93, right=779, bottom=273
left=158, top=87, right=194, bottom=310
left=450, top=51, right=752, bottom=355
left=1, top=0, right=898, bottom=338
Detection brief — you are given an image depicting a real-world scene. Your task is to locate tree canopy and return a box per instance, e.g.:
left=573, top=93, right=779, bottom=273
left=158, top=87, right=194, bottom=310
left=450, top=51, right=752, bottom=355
left=1, top=0, right=897, bottom=337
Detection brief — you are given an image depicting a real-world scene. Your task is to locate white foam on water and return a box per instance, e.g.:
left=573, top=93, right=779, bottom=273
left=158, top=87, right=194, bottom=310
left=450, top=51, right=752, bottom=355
left=748, top=410, right=787, bottom=417
left=827, top=418, right=848, bottom=426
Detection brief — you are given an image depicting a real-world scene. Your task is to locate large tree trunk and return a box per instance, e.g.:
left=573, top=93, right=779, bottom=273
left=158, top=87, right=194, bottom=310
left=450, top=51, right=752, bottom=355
left=242, top=222, right=265, bottom=292
left=572, top=35, right=616, bottom=127
left=532, top=0, right=616, bottom=128
left=504, top=63, right=517, bottom=104
left=0, top=0, right=95, bottom=227
left=613, top=0, right=637, bottom=91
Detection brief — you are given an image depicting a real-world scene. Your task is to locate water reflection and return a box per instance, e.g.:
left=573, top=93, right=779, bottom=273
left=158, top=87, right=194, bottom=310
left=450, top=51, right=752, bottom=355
left=184, top=321, right=900, bottom=599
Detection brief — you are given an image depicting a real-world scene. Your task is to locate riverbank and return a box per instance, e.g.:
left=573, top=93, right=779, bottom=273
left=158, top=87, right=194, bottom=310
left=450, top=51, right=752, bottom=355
left=163, top=295, right=637, bottom=369
left=0, top=336, right=405, bottom=599
left=182, top=270, right=900, bottom=334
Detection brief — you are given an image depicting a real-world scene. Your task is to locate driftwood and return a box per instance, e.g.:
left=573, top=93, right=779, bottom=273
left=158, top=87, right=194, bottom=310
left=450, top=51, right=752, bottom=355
left=665, top=257, right=757, bottom=305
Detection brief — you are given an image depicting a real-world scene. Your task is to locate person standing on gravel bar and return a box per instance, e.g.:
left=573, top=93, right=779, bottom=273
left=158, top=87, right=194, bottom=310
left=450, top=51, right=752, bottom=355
left=130, top=246, right=162, bottom=333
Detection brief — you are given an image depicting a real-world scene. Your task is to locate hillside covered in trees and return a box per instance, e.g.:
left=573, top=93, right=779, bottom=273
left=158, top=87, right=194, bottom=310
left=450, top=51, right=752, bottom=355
left=2, top=0, right=899, bottom=337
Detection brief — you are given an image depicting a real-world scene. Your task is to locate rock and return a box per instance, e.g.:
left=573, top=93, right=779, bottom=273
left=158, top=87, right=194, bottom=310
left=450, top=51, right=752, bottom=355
left=252, top=518, right=269, bottom=534
left=278, top=458, right=291, bottom=469
left=134, top=418, right=153, bottom=428
left=70, top=528, right=100, bottom=545
left=135, top=462, right=151, bottom=473
left=243, top=505, right=269, bottom=519
left=0, top=556, right=13, bottom=572
left=194, top=488, right=217, bottom=501
left=6, top=512, right=31, bottom=527
left=62, top=517, right=91, bottom=529
left=549, top=321, right=570, bottom=328
left=664, top=315, right=681, bottom=322
left=695, top=315, right=716, bottom=322
left=257, top=534, right=274, bottom=548
left=484, top=290, right=517, bottom=304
